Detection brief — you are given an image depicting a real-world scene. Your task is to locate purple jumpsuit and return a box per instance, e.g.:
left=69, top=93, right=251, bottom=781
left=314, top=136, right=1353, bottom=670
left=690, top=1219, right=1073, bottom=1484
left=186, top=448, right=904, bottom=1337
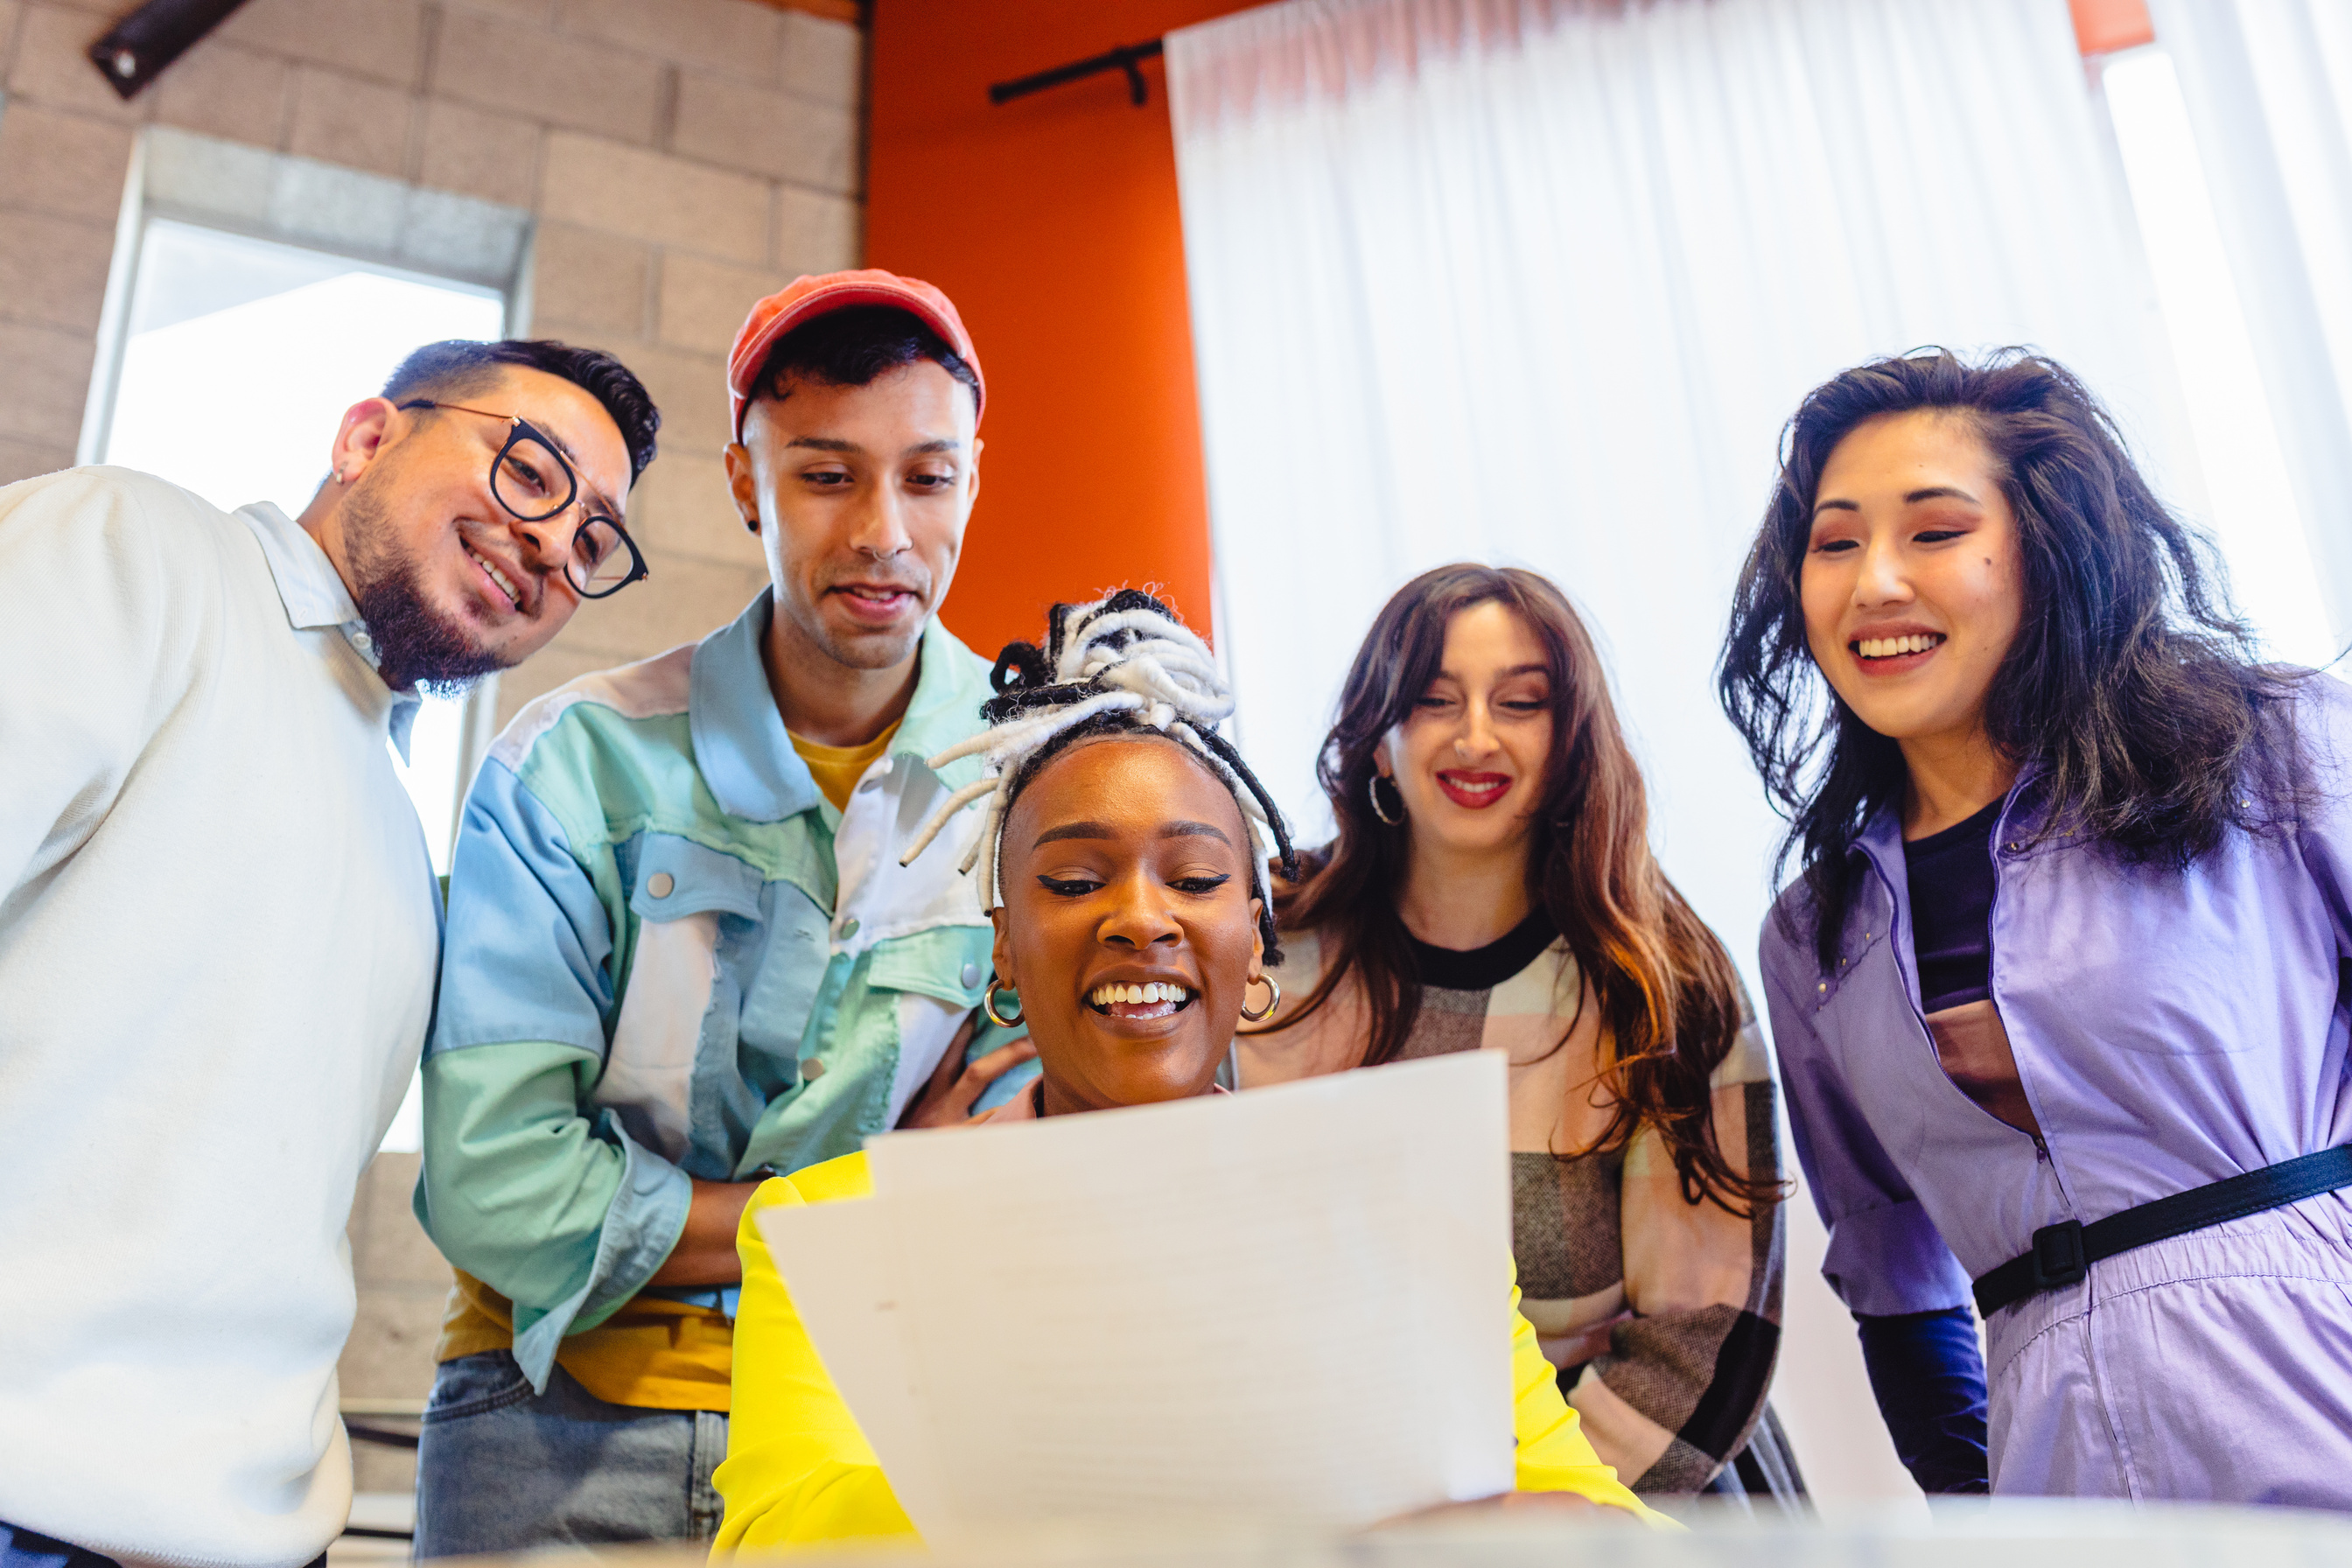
left=1761, top=675, right=2352, bottom=1506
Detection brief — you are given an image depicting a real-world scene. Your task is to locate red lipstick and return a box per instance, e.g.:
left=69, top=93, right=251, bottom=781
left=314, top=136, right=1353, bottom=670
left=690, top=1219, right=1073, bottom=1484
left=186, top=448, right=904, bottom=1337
left=1435, top=770, right=1511, bottom=809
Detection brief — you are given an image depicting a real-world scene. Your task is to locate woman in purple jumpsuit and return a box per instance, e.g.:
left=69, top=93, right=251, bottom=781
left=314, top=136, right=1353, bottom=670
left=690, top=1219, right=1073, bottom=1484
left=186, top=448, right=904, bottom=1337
left=1718, top=349, right=2352, bottom=1505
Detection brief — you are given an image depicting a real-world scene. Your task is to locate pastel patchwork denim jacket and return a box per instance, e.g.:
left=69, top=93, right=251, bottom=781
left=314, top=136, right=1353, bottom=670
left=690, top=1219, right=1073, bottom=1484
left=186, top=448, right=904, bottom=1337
left=416, top=591, right=1013, bottom=1388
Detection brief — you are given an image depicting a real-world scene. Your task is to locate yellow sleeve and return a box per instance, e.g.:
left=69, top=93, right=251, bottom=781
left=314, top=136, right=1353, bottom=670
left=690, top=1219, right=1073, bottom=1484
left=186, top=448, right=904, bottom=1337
left=1508, top=1266, right=1672, bottom=1525
left=710, top=1158, right=922, bottom=1554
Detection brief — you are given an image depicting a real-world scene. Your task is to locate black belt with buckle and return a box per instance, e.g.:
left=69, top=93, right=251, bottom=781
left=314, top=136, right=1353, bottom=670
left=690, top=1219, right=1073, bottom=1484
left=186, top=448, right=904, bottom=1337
left=1972, top=1144, right=2352, bottom=1317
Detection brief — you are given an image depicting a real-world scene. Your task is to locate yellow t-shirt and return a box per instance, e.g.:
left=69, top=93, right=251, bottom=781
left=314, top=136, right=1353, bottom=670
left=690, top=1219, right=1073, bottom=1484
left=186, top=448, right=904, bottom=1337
left=438, top=1270, right=734, bottom=1411
left=789, top=720, right=900, bottom=811
left=712, top=1152, right=1664, bottom=1551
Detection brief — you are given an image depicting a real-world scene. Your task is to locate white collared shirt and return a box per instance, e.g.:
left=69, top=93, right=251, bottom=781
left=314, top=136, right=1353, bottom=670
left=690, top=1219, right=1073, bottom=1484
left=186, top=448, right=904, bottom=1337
left=0, top=468, right=439, bottom=1564
left=235, top=494, right=422, bottom=760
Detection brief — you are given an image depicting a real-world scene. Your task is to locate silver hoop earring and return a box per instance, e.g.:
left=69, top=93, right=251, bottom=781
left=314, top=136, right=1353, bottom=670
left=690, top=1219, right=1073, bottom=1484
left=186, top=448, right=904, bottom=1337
left=1238, top=972, right=1281, bottom=1023
left=983, top=974, right=1024, bottom=1028
left=1368, top=772, right=1404, bottom=827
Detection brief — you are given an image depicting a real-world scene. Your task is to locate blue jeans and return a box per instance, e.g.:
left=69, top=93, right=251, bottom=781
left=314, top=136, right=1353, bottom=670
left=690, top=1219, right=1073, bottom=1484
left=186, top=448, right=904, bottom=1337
left=412, top=1350, right=727, bottom=1557
left=0, top=1525, right=116, bottom=1568
left=0, top=1523, right=321, bottom=1568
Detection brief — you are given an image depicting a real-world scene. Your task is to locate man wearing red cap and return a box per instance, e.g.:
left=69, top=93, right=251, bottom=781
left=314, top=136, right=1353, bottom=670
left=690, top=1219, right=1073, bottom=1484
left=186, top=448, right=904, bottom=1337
left=412, top=272, right=1032, bottom=1550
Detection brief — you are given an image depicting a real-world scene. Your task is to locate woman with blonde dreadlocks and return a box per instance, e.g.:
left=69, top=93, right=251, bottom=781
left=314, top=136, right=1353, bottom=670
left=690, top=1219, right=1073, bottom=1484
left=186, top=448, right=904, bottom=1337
left=711, top=592, right=1658, bottom=1550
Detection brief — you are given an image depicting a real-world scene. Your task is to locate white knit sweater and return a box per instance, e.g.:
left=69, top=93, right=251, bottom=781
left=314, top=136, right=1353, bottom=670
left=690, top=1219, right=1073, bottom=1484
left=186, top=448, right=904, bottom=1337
left=0, top=470, right=438, bottom=1566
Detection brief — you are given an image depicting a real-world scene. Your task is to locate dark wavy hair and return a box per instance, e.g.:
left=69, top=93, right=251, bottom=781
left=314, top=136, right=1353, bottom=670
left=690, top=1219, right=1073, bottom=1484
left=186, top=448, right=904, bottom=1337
left=1718, top=347, right=2306, bottom=972
left=1273, top=564, right=1774, bottom=1214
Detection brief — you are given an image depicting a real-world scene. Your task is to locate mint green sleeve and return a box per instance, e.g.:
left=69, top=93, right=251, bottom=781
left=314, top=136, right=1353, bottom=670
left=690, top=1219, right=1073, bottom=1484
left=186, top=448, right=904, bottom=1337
left=415, top=747, right=699, bottom=1391
left=416, top=1041, right=693, bottom=1389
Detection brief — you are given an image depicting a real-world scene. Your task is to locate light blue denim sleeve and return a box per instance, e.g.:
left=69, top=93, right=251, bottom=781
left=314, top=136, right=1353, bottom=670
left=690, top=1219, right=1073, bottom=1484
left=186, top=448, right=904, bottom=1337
left=415, top=757, right=693, bottom=1390
left=431, top=758, right=615, bottom=1055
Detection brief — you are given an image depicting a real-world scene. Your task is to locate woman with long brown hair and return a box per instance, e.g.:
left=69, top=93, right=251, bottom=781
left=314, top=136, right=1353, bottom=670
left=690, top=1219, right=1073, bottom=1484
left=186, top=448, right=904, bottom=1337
left=1241, top=564, right=1797, bottom=1506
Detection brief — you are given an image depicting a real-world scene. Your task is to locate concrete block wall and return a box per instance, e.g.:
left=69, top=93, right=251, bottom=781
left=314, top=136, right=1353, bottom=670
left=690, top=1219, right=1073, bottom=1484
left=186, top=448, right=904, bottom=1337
left=0, top=0, right=864, bottom=1487
left=0, top=0, right=864, bottom=724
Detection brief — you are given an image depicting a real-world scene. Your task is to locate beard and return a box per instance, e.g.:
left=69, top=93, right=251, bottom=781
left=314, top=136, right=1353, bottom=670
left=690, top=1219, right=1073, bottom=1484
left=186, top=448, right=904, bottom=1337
left=342, top=476, right=507, bottom=696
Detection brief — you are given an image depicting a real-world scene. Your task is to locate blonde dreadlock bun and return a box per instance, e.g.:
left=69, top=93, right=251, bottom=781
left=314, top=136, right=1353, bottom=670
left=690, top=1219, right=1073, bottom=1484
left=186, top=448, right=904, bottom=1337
left=899, top=590, right=1298, bottom=962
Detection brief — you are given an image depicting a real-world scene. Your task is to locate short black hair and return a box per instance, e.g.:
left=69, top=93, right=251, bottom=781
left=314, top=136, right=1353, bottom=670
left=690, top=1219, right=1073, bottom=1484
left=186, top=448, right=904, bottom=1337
left=756, top=304, right=980, bottom=416
left=382, top=340, right=661, bottom=486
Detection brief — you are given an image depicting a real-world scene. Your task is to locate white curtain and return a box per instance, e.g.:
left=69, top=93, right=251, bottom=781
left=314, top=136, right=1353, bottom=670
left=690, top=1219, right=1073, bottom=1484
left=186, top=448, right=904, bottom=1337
left=1166, top=0, right=2185, bottom=913
left=1166, top=0, right=2187, bottom=1502
left=2150, top=0, right=2352, bottom=648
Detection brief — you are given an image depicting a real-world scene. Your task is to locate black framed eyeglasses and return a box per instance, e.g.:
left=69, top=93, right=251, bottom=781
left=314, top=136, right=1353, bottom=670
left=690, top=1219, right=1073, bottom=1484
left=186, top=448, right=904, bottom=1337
left=398, top=399, right=649, bottom=598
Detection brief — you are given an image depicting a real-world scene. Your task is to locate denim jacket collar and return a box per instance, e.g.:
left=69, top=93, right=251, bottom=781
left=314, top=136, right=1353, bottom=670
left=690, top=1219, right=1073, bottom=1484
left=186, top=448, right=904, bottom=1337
left=690, top=588, right=990, bottom=823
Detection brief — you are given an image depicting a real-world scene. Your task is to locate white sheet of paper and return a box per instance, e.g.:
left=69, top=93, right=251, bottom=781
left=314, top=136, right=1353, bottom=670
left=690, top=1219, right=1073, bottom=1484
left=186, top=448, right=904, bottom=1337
left=758, top=1051, right=1515, bottom=1545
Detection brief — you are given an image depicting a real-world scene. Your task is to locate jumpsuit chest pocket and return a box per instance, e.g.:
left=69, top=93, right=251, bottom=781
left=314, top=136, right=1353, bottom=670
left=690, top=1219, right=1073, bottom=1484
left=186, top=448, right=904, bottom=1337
left=1810, top=891, right=1958, bottom=1156
left=598, top=836, right=768, bottom=1164
left=1808, top=892, right=1890, bottom=1013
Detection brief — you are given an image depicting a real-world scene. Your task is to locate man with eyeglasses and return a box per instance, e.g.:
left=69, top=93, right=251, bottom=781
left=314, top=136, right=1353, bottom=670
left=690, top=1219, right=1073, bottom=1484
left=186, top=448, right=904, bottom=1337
left=0, top=340, right=657, bottom=1568
left=413, top=272, right=1032, bottom=1551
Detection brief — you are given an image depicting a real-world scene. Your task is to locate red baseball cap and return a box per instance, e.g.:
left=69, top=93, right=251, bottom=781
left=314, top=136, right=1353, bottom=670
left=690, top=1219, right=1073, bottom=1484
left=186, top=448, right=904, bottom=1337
left=726, top=269, right=984, bottom=441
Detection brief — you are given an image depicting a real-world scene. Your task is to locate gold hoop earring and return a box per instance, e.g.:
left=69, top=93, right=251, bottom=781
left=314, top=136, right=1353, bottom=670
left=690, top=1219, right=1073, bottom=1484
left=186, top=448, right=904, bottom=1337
left=1367, top=772, right=1404, bottom=827
left=1238, top=972, right=1281, bottom=1023
left=983, top=974, right=1024, bottom=1028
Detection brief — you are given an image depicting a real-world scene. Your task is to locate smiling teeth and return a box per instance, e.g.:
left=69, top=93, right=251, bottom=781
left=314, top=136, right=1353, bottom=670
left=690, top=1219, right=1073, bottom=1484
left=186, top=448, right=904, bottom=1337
left=1089, top=982, right=1193, bottom=1006
left=467, top=543, right=520, bottom=607
left=1858, top=634, right=1942, bottom=658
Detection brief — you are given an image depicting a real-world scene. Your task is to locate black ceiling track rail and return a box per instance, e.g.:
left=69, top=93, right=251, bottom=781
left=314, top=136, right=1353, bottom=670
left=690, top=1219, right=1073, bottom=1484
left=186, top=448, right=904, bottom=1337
left=989, top=38, right=1166, bottom=108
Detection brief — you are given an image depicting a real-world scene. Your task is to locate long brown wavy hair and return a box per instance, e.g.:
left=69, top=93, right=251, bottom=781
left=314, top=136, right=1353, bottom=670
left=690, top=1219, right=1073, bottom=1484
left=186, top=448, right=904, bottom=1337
left=1272, top=564, right=1776, bottom=1214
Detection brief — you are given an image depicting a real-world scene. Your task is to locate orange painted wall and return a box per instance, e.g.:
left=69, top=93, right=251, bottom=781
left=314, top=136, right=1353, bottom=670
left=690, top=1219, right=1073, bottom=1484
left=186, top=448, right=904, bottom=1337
left=864, top=1, right=1257, bottom=663
left=2068, top=0, right=2154, bottom=57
